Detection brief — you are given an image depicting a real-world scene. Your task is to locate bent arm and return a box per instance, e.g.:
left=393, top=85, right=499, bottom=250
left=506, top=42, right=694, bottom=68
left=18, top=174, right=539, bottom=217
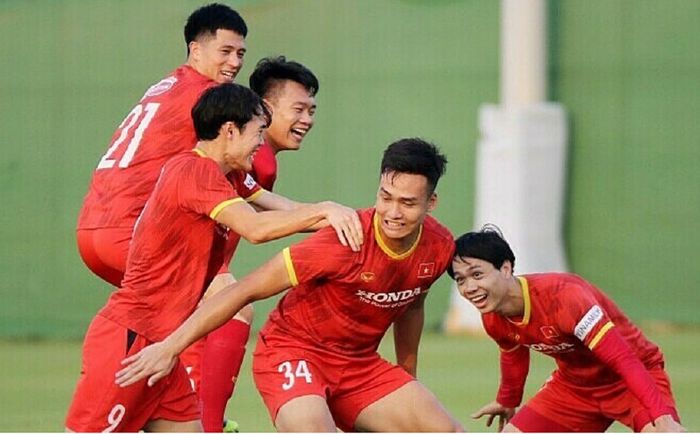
left=591, top=327, right=673, bottom=421
left=393, top=295, right=426, bottom=377
left=214, top=200, right=325, bottom=244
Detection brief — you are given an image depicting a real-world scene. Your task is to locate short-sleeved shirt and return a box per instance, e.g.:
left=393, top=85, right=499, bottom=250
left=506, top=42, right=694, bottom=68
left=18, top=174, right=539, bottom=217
left=77, top=65, right=216, bottom=230
left=483, top=273, right=664, bottom=387
left=260, top=208, right=455, bottom=356
left=99, top=150, right=260, bottom=342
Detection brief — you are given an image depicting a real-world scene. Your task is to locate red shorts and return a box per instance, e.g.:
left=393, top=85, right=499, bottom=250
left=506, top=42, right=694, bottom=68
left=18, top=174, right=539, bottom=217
left=77, top=227, right=231, bottom=286
left=512, top=369, right=680, bottom=432
left=252, top=332, right=414, bottom=432
left=179, top=338, right=206, bottom=393
left=76, top=227, right=132, bottom=286
left=65, top=315, right=199, bottom=432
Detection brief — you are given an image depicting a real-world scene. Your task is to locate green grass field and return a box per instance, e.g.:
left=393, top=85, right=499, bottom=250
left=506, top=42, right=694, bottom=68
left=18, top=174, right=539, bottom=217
left=1, top=328, right=698, bottom=432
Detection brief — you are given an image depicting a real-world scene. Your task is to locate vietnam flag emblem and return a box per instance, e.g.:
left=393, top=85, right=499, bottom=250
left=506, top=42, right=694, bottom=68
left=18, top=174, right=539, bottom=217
left=417, top=262, right=435, bottom=279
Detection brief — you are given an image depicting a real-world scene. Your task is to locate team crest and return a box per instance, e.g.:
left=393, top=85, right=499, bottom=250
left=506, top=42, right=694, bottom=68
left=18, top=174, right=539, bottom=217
left=540, top=326, right=559, bottom=339
left=417, top=262, right=435, bottom=279
left=360, top=272, right=375, bottom=282
left=143, top=76, right=177, bottom=98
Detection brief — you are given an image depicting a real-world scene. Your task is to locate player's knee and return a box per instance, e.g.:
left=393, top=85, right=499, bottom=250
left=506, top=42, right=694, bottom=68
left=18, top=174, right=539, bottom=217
left=232, top=303, right=254, bottom=323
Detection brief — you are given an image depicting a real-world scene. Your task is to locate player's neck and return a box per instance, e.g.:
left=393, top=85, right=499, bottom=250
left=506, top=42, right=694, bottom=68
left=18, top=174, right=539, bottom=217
left=500, top=277, right=525, bottom=318
left=195, top=142, right=232, bottom=174
left=377, top=227, right=420, bottom=255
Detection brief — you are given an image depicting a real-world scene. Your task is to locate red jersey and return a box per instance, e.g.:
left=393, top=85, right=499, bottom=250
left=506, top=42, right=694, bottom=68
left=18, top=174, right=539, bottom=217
left=99, top=150, right=260, bottom=342
left=77, top=65, right=216, bottom=230
left=260, top=208, right=455, bottom=356
left=250, top=141, right=277, bottom=191
left=483, top=273, right=664, bottom=387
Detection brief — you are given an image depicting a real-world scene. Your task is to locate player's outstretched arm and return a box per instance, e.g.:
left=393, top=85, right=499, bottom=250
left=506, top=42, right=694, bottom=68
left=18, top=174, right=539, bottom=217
left=115, top=253, right=291, bottom=387
left=216, top=199, right=363, bottom=251
left=471, top=400, right=516, bottom=432
left=250, top=191, right=364, bottom=250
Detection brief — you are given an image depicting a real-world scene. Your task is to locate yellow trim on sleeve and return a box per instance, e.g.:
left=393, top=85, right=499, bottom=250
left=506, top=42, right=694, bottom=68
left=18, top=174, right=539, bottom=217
left=282, top=248, right=299, bottom=286
left=588, top=321, right=614, bottom=350
left=500, top=344, right=522, bottom=353
left=209, top=198, right=244, bottom=219
left=372, top=212, right=422, bottom=260
left=245, top=188, right=265, bottom=202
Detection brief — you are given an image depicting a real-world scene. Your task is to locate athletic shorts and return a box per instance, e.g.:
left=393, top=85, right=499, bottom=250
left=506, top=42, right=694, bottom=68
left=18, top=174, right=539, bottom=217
left=65, top=315, right=199, bottom=432
left=511, top=369, right=680, bottom=432
left=252, top=332, right=414, bottom=432
left=77, top=227, right=231, bottom=286
left=179, top=337, right=206, bottom=393
left=76, top=227, right=132, bottom=287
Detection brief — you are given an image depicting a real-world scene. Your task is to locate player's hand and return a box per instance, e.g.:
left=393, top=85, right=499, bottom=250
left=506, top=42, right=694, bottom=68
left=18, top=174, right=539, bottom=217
left=471, top=400, right=516, bottom=432
left=651, top=414, right=685, bottom=432
left=115, top=341, right=177, bottom=388
left=319, top=201, right=363, bottom=251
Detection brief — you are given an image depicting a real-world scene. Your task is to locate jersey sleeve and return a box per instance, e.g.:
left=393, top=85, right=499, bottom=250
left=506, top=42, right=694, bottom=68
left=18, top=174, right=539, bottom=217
left=496, top=344, right=530, bottom=408
left=227, top=170, right=264, bottom=202
left=177, top=159, right=241, bottom=218
left=556, top=282, right=615, bottom=350
left=591, top=327, right=672, bottom=419
left=283, top=227, right=358, bottom=286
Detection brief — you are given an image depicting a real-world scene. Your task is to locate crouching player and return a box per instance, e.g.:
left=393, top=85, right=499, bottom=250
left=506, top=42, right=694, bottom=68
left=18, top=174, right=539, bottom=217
left=448, top=226, right=684, bottom=432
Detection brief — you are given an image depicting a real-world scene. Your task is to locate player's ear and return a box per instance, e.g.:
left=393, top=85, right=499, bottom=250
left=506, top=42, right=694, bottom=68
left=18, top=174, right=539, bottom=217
left=500, top=260, right=513, bottom=277
left=219, top=122, right=237, bottom=139
left=188, top=41, right=200, bottom=61
left=427, top=192, right=438, bottom=212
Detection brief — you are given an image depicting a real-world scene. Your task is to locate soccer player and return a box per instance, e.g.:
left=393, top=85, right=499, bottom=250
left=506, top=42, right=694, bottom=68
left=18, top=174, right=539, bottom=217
left=76, top=3, right=249, bottom=287
left=65, top=83, right=362, bottom=432
left=447, top=226, right=684, bottom=432
left=248, top=55, right=319, bottom=189
left=192, top=56, right=320, bottom=432
left=115, top=138, right=464, bottom=432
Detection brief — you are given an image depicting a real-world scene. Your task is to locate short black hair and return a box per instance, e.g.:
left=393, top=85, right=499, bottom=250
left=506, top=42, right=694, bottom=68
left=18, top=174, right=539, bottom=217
left=380, top=138, right=447, bottom=195
left=192, top=83, right=271, bottom=141
left=447, top=225, right=516, bottom=279
left=184, top=3, right=247, bottom=54
left=249, top=56, right=319, bottom=99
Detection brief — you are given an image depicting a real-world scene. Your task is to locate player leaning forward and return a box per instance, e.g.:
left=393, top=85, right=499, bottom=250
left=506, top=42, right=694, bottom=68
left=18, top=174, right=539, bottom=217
left=117, top=138, right=464, bottom=432
left=449, top=227, right=684, bottom=432
left=65, top=83, right=363, bottom=432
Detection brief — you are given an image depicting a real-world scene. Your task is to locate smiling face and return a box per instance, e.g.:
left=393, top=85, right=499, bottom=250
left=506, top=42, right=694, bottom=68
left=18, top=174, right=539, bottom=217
left=188, top=29, right=246, bottom=83
left=374, top=171, right=436, bottom=252
left=264, top=80, right=316, bottom=152
left=222, top=115, right=267, bottom=172
left=450, top=256, right=515, bottom=315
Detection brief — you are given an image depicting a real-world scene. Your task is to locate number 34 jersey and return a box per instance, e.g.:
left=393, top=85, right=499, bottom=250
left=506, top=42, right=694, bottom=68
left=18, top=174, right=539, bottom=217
left=261, top=208, right=455, bottom=356
left=77, top=65, right=216, bottom=230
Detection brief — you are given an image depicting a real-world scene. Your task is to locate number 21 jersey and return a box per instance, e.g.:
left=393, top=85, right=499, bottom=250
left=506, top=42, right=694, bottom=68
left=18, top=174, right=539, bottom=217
left=77, top=65, right=216, bottom=230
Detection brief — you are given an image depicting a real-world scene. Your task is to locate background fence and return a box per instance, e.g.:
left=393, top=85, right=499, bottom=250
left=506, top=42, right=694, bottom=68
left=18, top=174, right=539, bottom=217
left=0, top=0, right=698, bottom=338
